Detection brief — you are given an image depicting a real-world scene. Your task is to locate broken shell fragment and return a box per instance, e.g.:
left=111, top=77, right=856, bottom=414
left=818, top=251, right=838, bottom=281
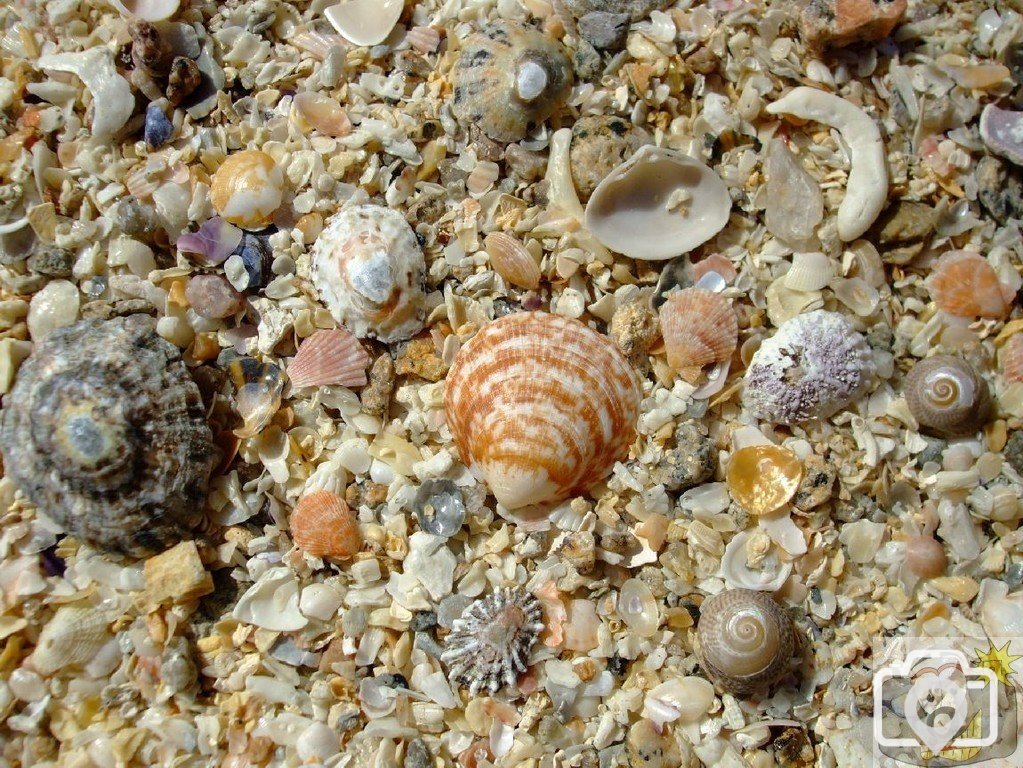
left=111, top=0, right=180, bottom=21
left=584, top=146, right=731, bottom=260
left=925, top=250, right=1013, bottom=319
left=0, top=315, right=213, bottom=557
left=696, top=589, right=798, bottom=696
left=37, top=50, right=135, bottom=140
left=292, top=92, right=352, bottom=137
left=659, top=287, right=737, bottom=384
left=904, top=355, right=992, bottom=439
left=980, top=104, right=1023, bottom=167
left=484, top=232, right=542, bottom=290
left=310, top=205, right=426, bottom=343
left=324, top=0, right=403, bottom=47
left=229, top=356, right=285, bottom=438
left=452, top=21, right=574, bottom=142
left=1002, top=334, right=1023, bottom=385
left=766, top=87, right=886, bottom=241
left=445, top=312, right=641, bottom=511
left=726, top=445, right=803, bottom=515
left=288, top=328, right=370, bottom=389
left=290, top=490, right=362, bottom=559
left=210, top=150, right=284, bottom=230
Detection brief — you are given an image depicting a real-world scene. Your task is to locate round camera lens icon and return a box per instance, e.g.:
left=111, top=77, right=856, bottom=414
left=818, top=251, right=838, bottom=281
left=874, top=649, right=1000, bottom=757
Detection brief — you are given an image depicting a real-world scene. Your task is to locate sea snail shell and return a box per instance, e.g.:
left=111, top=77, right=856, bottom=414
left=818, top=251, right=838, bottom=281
left=904, top=355, right=992, bottom=439
left=696, top=588, right=798, bottom=696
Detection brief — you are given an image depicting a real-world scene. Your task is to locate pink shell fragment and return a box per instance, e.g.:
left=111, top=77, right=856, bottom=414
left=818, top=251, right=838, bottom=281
left=288, top=328, right=371, bottom=389
left=980, top=104, right=1023, bottom=168
left=177, top=217, right=244, bottom=265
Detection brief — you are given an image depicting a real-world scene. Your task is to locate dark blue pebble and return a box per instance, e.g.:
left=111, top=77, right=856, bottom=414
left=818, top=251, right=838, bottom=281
left=234, top=233, right=274, bottom=290
left=145, top=102, right=174, bottom=149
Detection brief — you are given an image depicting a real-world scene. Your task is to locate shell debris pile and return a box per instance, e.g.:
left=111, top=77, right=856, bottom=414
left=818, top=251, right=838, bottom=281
left=3, top=0, right=1023, bottom=766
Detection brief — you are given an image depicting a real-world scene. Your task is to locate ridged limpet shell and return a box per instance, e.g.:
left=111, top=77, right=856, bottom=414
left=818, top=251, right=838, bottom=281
left=0, top=315, right=213, bottom=557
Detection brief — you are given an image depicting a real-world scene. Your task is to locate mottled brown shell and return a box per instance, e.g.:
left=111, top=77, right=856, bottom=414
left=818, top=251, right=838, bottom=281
left=696, top=588, right=798, bottom=696
left=904, top=355, right=992, bottom=438
left=452, top=21, right=573, bottom=142
left=0, top=315, right=213, bottom=557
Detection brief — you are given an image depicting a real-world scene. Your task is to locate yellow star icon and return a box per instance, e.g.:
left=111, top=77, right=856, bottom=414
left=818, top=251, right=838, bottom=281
left=974, top=640, right=1023, bottom=686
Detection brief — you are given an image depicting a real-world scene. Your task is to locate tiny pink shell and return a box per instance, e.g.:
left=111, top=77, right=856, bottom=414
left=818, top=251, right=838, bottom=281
left=288, top=329, right=370, bottom=388
left=1003, top=334, right=1023, bottom=385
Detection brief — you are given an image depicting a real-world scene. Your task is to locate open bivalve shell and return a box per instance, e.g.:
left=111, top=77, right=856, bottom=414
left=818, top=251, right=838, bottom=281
left=584, top=145, right=731, bottom=261
left=445, top=312, right=641, bottom=513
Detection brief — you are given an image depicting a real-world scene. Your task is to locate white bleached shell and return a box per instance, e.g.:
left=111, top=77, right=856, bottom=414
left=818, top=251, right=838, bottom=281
left=784, top=252, right=833, bottom=292
left=110, top=0, right=180, bottom=21
left=292, top=92, right=352, bottom=137
left=643, top=677, right=716, bottom=728
left=232, top=567, right=309, bottom=632
left=324, top=0, right=403, bottom=47
left=743, top=310, right=874, bottom=424
left=29, top=605, right=111, bottom=676
left=311, top=205, right=426, bottom=343
left=36, top=50, right=134, bottom=139
left=584, top=145, right=731, bottom=261
left=288, top=328, right=370, bottom=389
left=720, top=530, right=792, bottom=592
left=445, top=312, right=641, bottom=511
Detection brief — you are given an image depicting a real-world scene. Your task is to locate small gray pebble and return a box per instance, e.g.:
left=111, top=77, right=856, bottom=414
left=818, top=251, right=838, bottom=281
left=573, top=39, right=604, bottom=81
left=578, top=11, right=630, bottom=51
left=1004, top=431, right=1023, bottom=476
left=977, top=155, right=1023, bottom=224
left=27, top=244, right=74, bottom=277
left=404, top=738, right=432, bottom=768
left=658, top=423, right=715, bottom=492
left=916, top=435, right=948, bottom=469
left=410, top=610, right=437, bottom=632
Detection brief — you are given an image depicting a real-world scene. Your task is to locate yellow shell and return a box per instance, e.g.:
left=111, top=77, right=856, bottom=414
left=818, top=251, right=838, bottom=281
left=445, top=312, right=641, bottom=511
left=659, top=287, right=737, bottom=383
left=210, top=150, right=284, bottom=230
left=726, top=444, right=804, bottom=515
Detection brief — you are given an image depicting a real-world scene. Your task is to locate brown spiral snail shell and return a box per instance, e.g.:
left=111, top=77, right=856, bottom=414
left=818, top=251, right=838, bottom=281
left=695, top=588, right=798, bottom=696
left=904, top=355, right=992, bottom=438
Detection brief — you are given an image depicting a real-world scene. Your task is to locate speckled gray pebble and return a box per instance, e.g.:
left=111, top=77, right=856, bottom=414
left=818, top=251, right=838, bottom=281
left=977, top=155, right=1023, bottom=224
left=578, top=11, right=630, bottom=51
left=1005, top=431, right=1023, bottom=476
left=27, top=243, right=74, bottom=277
left=404, top=738, right=432, bottom=768
left=793, top=455, right=836, bottom=511
left=657, top=422, right=716, bottom=492
left=562, top=0, right=673, bottom=22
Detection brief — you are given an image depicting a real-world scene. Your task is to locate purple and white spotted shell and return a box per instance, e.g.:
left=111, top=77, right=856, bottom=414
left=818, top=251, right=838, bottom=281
left=742, top=310, right=875, bottom=424
left=441, top=586, right=543, bottom=696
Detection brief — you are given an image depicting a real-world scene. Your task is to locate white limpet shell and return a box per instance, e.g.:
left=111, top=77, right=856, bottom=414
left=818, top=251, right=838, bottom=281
left=720, top=530, right=793, bottom=591
left=324, top=0, right=403, bottom=47
left=36, top=50, right=134, bottom=139
left=785, top=252, right=833, bottom=292
left=109, top=0, right=180, bottom=21
left=584, top=145, right=731, bottom=261
left=310, top=205, right=426, bottom=343
left=766, top=87, right=887, bottom=242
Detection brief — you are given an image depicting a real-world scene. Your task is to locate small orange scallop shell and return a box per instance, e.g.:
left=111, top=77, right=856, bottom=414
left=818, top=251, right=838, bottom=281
left=1002, top=334, right=1023, bottom=385
left=445, top=312, right=641, bottom=511
left=659, top=287, right=738, bottom=383
left=288, top=328, right=370, bottom=389
left=484, top=232, right=542, bottom=290
left=925, top=250, right=1014, bottom=319
left=692, top=253, right=738, bottom=284
left=290, top=490, right=361, bottom=559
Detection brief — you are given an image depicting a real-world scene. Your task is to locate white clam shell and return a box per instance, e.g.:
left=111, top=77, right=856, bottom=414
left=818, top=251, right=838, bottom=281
left=324, top=0, right=403, bottom=47
left=584, top=145, right=731, bottom=261
left=311, top=205, right=426, bottom=343
left=784, top=252, right=834, bottom=292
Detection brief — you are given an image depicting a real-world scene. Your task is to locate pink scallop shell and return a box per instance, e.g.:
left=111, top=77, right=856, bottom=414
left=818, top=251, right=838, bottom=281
left=288, top=328, right=370, bottom=389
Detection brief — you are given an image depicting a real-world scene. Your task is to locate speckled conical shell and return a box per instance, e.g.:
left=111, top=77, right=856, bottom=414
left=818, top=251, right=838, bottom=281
left=310, top=205, right=426, bottom=343
left=445, top=312, right=641, bottom=510
left=451, top=21, right=573, bottom=143
left=659, top=287, right=737, bottom=383
left=0, top=315, right=213, bottom=557
left=742, top=310, right=875, bottom=424
left=1002, top=334, right=1023, bottom=385
left=696, top=589, right=798, bottom=696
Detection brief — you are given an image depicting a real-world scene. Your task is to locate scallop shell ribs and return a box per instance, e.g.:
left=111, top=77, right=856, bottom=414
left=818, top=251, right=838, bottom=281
left=0, top=315, right=213, bottom=557
left=445, top=311, right=641, bottom=510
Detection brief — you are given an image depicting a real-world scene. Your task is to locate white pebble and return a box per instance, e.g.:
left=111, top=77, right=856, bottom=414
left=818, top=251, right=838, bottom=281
left=296, top=721, right=340, bottom=761
left=156, top=315, right=195, bottom=348
left=27, top=279, right=79, bottom=340
left=8, top=668, right=45, bottom=702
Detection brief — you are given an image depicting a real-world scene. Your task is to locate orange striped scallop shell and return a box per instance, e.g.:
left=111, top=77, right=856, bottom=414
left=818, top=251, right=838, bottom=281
left=445, top=312, right=641, bottom=511
left=659, top=287, right=738, bottom=383
left=290, top=490, right=361, bottom=559
left=1003, top=334, right=1023, bottom=385
left=925, top=251, right=1014, bottom=319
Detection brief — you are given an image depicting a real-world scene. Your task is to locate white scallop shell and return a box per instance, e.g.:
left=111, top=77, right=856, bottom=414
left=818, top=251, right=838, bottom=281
left=29, top=605, right=111, bottom=675
left=584, top=145, right=731, bottom=261
left=784, top=252, right=833, bottom=292
left=311, top=205, right=426, bottom=343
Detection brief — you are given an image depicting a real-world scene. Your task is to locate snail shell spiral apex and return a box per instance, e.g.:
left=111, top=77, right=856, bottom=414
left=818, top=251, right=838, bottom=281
left=445, top=311, right=641, bottom=511
left=696, top=588, right=798, bottom=696
left=904, top=355, right=992, bottom=438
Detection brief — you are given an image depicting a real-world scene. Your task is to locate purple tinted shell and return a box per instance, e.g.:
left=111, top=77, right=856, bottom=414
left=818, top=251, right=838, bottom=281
left=176, top=217, right=244, bottom=265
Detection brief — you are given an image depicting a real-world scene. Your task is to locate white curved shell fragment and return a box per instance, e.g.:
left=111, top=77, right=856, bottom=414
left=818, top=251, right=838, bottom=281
left=584, top=145, right=731, bottom=260
left=36, top=50, right=135, bottom=139
left=324, top=0, right=403, bottom=47
left=110, top=0, right=180, bottom=21
left=766, top=87, right=887, bottom=242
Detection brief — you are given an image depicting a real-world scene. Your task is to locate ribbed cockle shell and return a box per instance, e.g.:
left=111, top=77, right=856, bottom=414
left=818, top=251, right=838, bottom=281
left=290, top=490, right=362, bottom=559
left=445, top=312, right=641, bottom=511
left=659, top=287, right=737, bottom=383
left=311, top=205, right=426, bottom=343
left=288, top=328, right=370, bottom=389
